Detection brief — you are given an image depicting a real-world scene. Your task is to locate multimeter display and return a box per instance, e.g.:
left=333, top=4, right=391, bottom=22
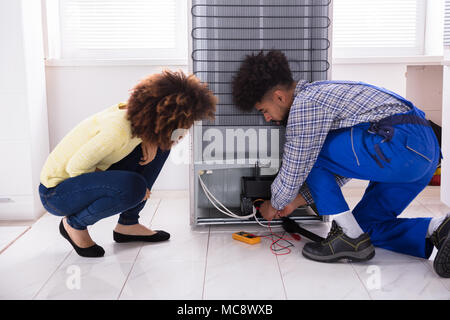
left=232, top=231, right=261, bottom=245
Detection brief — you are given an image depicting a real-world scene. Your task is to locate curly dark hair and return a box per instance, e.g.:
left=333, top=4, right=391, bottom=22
left=126, top=70, right=217, bottom=150
left=232, top=50, right=294, bottom=112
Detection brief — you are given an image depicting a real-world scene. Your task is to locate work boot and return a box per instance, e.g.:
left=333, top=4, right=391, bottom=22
left=430, top=216, right=450, bottom=278
left=302, top=220, right=375, bottom=263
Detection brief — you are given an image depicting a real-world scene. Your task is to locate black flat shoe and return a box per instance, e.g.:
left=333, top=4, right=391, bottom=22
left=59, top=219, right=105, bottom=258
left=113, top=230, right=170, bottom=243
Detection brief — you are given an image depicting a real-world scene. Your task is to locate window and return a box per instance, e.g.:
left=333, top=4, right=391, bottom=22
left=445, top=0, right=450, bottom=45
left=45, top=0, right=188, bottom=61
left=332, top=0, right=427, bottom=57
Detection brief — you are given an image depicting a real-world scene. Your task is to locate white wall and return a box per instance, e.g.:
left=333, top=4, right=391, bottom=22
left=441, top=48, right=450, bottom=206
left=406, top=65, right=443, bottom=126
left=0, top=0, right=50, bottom=220
left=425, top=0, right=444, bottom=56
left=45, top=64, right=190, bottom=190
left=332, top=62, right=407, bottom=96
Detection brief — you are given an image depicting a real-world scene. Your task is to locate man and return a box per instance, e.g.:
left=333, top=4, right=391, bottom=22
left=232, top=50, right=449, bottom=278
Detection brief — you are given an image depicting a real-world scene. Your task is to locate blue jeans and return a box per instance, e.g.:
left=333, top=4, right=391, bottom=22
left=39, top=145, right=170, bottom=230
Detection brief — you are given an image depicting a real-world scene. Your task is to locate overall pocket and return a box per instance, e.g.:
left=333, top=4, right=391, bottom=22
left=405, top=134, right=433, bottom=163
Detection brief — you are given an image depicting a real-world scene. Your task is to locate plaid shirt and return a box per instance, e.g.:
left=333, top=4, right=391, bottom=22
left=270, top=80, right=411, bottom=210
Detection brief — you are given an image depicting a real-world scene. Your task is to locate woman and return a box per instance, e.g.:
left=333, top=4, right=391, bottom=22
left=39, top=70, right=217, bottom=258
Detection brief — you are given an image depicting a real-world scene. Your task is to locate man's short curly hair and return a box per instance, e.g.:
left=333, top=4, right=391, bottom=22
left=126, top=70, right=217, bottom=150
left=232, top=50, right=294, bottom=112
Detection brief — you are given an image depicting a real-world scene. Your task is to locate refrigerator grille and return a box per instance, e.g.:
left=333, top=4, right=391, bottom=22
left=191, top=0, right=331, bottom=126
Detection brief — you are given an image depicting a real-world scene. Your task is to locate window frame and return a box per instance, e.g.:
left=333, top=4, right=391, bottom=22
left=42, top=0, right=188, bottom=64
left=332, top=0, right=427, bottom=58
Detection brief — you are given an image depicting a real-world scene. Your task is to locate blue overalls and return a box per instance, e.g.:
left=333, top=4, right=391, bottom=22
left=304, top=81, right=441, bottom=259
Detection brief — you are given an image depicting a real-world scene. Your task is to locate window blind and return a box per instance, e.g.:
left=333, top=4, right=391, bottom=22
left=57, top=0, right=187, bottom=60
left=332, top=0, right=425, bottom=57
left=445, top=0, right=450, bottom=45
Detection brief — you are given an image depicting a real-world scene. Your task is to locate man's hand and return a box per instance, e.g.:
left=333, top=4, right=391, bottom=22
left=278, top=194, right=307, bottom=218
left=259, top=200, right=280, bottom=221
left=139, top=141, right=158, bottom=165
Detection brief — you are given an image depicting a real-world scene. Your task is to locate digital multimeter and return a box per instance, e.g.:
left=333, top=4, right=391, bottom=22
left=232, top=231, right=261, bottom=245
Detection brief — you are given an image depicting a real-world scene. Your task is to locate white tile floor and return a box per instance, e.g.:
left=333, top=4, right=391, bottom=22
left=0, top=186, right=449, bottom=300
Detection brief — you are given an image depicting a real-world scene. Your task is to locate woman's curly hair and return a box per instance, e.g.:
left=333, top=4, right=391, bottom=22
left=232, top=50, right=294, bottom=112
left=126, top=70, right=217, bottom=150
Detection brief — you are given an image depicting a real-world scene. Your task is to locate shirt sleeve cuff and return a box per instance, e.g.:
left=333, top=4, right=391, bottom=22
left=298, top=183, right=314, bottom=205
left=270, top=198, right=284, bottom=211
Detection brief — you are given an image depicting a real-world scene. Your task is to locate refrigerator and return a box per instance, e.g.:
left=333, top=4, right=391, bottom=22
left=188, top=0, right=332, bottom=226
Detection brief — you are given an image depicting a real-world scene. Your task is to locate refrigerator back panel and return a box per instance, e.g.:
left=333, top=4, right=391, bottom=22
left=190, top=0, right=331, bottom=225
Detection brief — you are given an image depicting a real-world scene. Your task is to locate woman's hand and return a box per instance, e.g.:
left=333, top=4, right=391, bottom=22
left=142, top=188, right=151, bottom=202
left=139, top=141, right=158, bottom=165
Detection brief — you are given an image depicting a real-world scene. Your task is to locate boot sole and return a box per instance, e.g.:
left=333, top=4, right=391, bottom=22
left=433, top=230, right=450, bottom=278
left=302, top=245, right=375, bottom=263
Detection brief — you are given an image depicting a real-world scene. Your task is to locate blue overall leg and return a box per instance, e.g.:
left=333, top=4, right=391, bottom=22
left=352, top=178, right=434, bottom=258
left=305, top=112, right=440, bottom=258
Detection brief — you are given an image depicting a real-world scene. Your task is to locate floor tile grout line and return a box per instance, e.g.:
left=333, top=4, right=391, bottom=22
left=201, top=225, right=211, bottom=300
left=116, top=246, right=143, bottom=300
left=0, top=226, right=31, bottom=255
left=419, top=257, right=434, bottom=273
left=419, top=254, right=449, bottom=291
left=117, top=198, right=163, bottom=300
left=349, top=262, right=374, bottom=300
left=0, top=212, right=52, bottom=256
left=148, top=198, right=163, bottom=227
left=413, top=201, right=440, bottom=218
left=275, top=255, right=288, bottom=300
left=415, top=194, right=448, bottom=207
left=32, top=249, right=73, bottom=300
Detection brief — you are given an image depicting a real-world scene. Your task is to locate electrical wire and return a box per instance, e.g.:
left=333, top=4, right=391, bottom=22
left=198, top=172, right=301, bottom=255
left=260, top=234, right=294, bottom=255
left=257, top=222, right=301, bottom=256
left=198, top=173, right=259, bottom=219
